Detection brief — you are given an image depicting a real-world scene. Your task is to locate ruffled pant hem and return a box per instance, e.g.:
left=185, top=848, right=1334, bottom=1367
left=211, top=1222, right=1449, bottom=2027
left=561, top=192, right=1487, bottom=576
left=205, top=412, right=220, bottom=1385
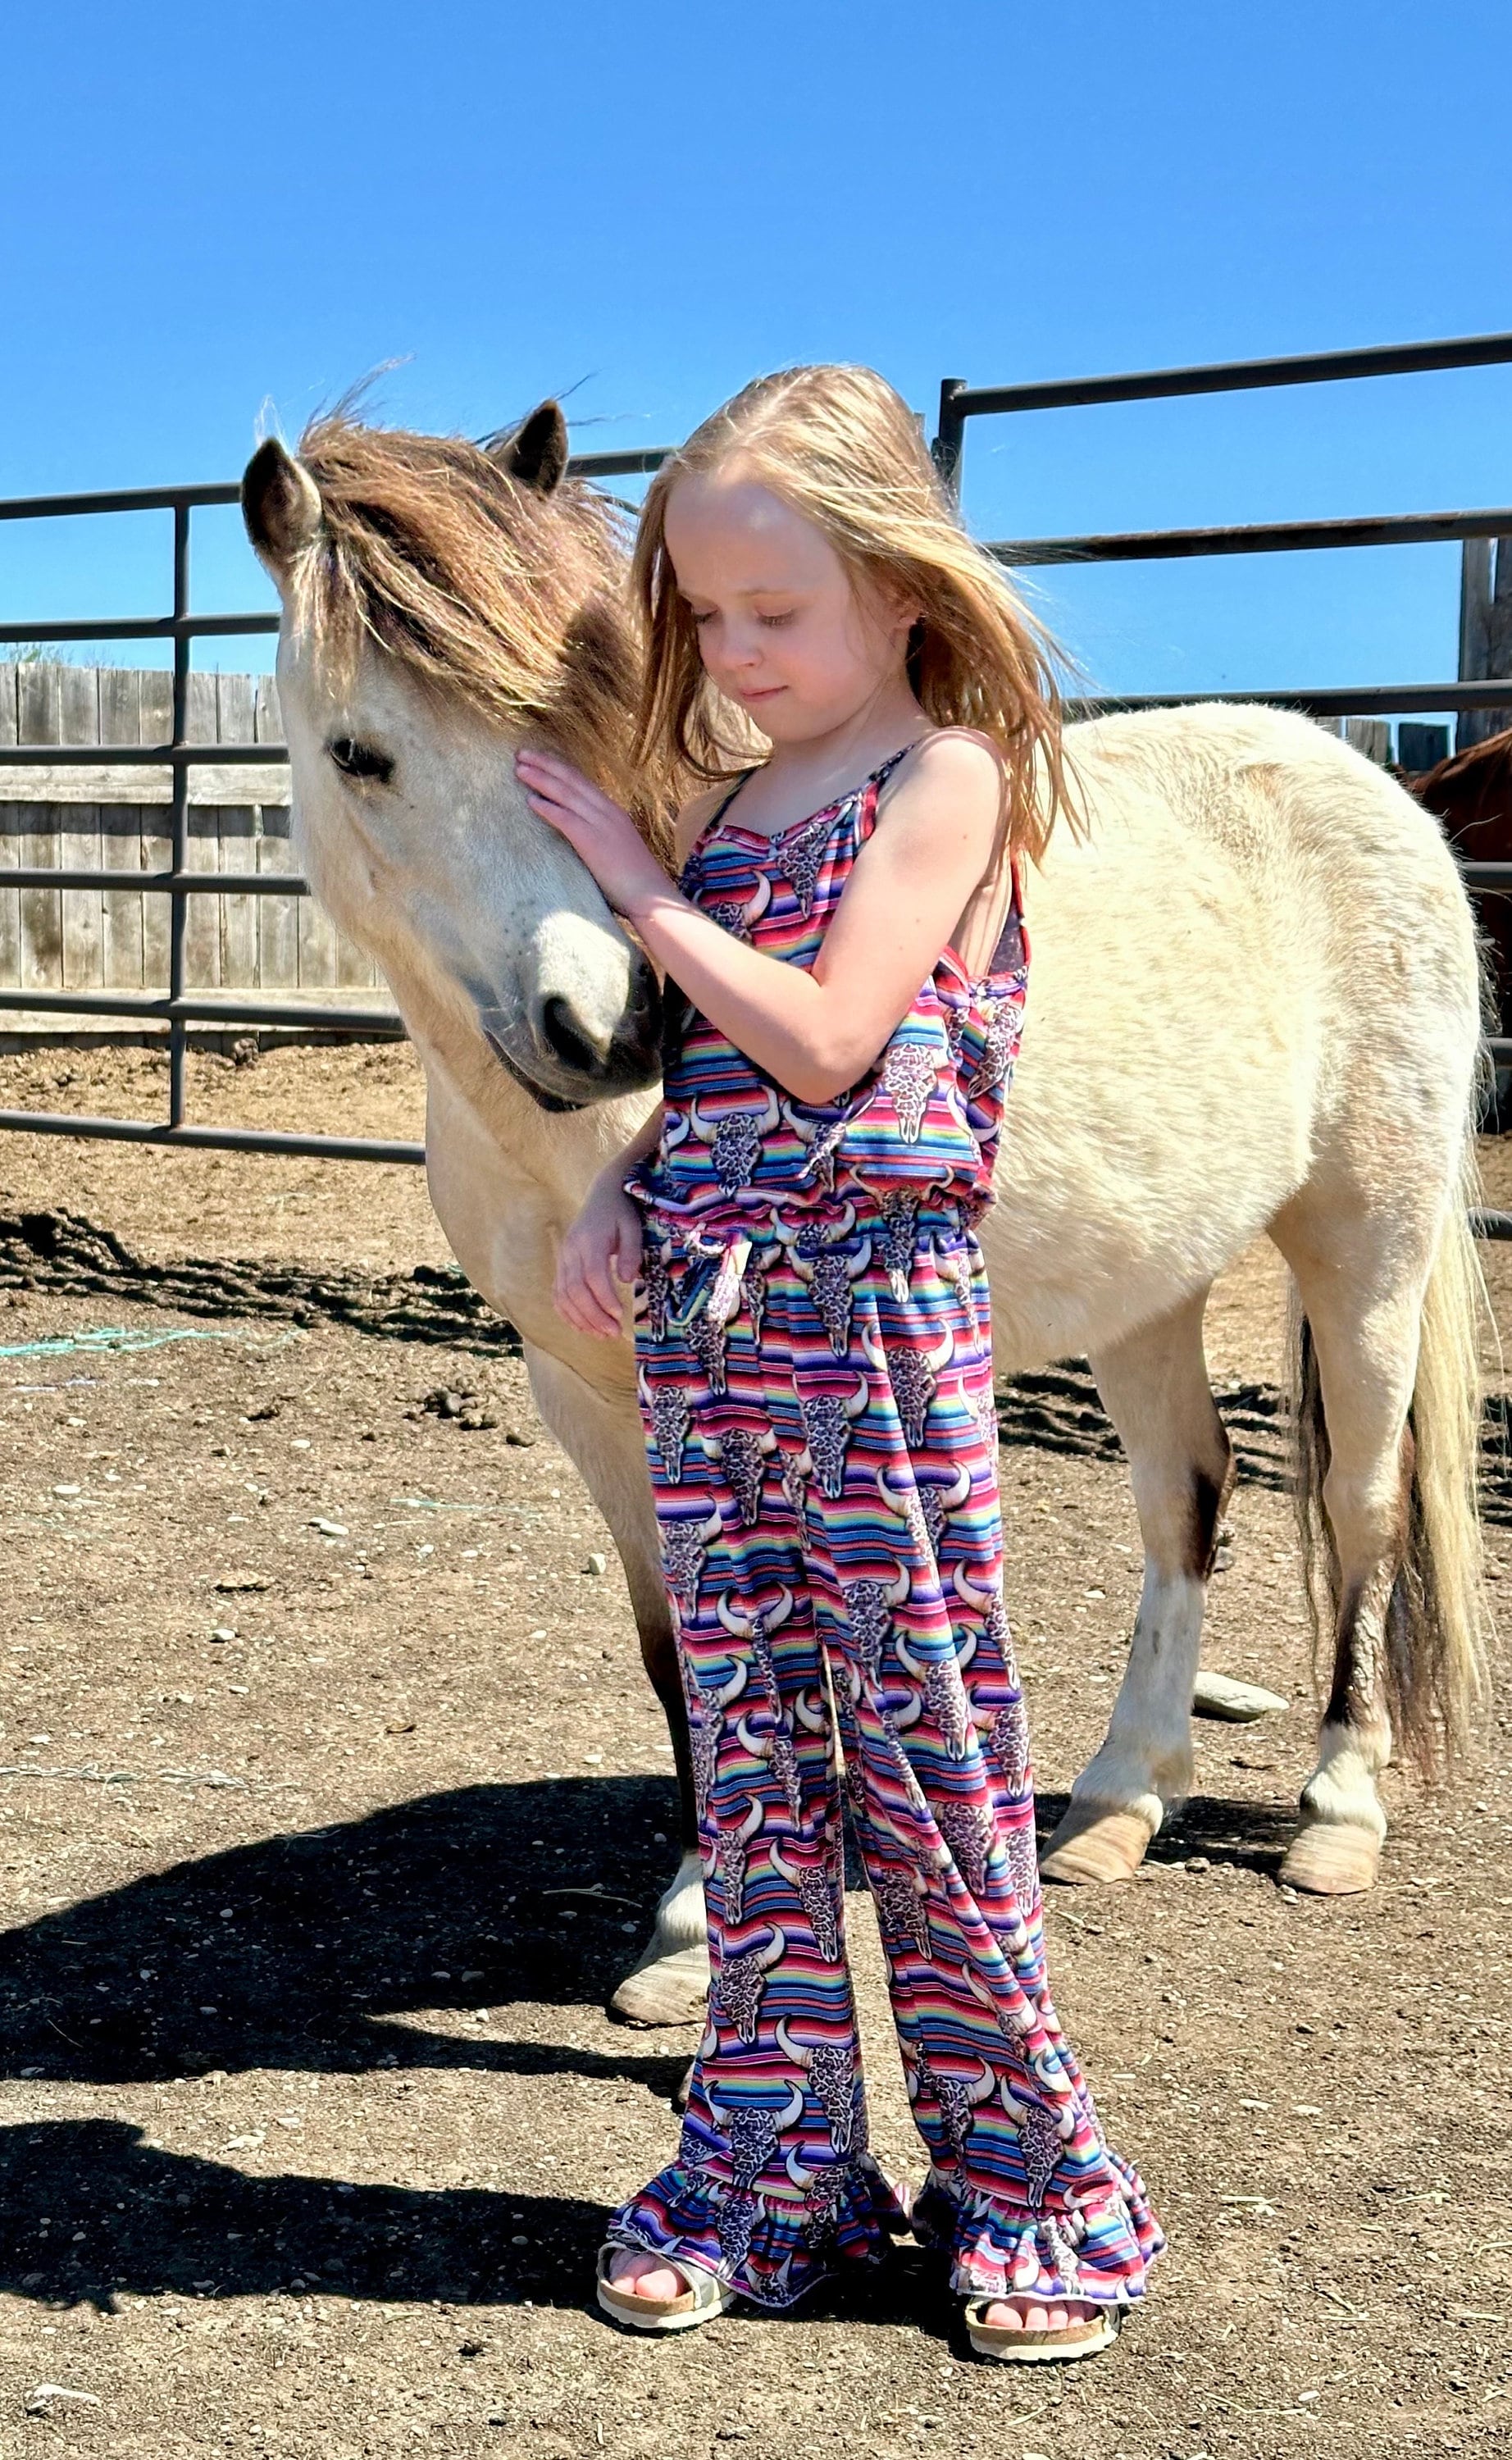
left=913, top=2152, right=1166, bottom=2304
left=604, top=2154, right=903, bottom=2313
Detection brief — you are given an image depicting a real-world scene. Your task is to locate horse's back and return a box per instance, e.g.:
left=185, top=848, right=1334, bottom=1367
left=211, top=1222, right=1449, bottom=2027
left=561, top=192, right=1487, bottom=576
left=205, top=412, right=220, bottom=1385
left=1063, top=703, right=1464, bottom=901
left=1045, top=702, right=1476, bottom=1067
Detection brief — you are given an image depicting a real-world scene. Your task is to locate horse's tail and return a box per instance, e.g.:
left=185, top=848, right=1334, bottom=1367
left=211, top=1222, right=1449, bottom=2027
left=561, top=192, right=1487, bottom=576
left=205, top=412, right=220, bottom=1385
left=1289, top=1117, right=1492, bottom=1774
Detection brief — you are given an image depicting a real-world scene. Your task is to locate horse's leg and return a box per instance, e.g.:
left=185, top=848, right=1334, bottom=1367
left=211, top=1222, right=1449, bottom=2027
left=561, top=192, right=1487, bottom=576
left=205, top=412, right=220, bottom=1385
left=1040, top=1290, right=1234, bottom=1885
left=1265, top=1210, right=1423, bottom=1897
left=522, top=1342, right=708, bottom=2022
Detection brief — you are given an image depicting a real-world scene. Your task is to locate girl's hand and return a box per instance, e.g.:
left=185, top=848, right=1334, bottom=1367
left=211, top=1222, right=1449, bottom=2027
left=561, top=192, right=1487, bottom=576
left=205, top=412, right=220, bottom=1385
left=516, top=748, right=671, bottom=920
left=553, top=1174, right=644, bottom=1340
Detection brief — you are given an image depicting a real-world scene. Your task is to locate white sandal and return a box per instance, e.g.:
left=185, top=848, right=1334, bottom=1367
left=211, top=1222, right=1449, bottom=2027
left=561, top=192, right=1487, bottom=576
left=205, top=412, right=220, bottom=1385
left=595, top=2244, right=738, bottom=2335
left=963, top=2294, right=1121, bottom=2363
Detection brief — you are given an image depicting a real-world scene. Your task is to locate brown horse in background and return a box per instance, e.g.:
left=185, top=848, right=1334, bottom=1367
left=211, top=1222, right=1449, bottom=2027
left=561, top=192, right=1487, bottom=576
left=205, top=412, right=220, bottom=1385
left=1410, top=727, right=1512, bottom=1041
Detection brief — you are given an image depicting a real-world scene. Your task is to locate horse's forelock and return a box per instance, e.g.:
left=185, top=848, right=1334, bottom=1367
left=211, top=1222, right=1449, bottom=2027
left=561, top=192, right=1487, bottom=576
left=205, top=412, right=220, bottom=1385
left=289, top=414, right=664, bottom=834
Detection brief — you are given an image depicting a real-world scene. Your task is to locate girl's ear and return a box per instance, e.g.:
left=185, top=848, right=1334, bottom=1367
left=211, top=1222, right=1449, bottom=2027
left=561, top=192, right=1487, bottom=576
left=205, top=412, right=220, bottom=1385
left=865, top=567, right=924, bottom=634
left=487, top=403, right=570, bottom=495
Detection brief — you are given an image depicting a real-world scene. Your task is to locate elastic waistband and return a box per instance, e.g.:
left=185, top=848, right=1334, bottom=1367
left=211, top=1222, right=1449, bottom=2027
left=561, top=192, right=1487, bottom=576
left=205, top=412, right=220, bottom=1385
left=636, top=1186, right=983, bottom=1255
left=640, top=1187, right=986, bottom=1333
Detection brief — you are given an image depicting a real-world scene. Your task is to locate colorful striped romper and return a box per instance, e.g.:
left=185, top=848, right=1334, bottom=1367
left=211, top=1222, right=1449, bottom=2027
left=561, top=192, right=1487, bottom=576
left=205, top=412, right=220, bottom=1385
left=609, top=742, right=1163, bottom=2312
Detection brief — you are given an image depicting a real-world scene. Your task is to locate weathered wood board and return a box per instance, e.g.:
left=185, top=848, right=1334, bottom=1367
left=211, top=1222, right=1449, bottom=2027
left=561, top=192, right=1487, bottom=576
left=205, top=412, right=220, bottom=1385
left=0, top=663, right=389, bottom=1012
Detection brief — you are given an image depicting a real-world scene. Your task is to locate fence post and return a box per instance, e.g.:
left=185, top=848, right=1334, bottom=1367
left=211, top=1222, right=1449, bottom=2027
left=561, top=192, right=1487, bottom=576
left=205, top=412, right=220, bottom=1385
left=932, top=379, right=967, bottom=504
left=1345, top=718, right=1392, bottom=765
left=168, top=503, right=190, bottom=1128
left=1457, top=534, right=1512, bottom=751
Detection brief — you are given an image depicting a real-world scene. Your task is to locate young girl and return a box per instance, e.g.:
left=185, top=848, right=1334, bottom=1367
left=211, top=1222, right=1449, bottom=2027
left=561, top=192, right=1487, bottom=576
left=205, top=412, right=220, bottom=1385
left=515, top=365, right=1162, bottom=2361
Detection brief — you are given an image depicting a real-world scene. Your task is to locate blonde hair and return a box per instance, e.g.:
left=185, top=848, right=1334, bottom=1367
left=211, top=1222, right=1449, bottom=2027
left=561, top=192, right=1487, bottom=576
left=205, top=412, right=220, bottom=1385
left=631, top=364, right=1077, bottom=861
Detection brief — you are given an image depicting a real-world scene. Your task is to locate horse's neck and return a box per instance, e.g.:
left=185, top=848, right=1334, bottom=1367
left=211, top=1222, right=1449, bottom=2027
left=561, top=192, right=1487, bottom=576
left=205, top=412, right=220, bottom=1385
left=408, top=1021, right=654, bottom=1365
left=411, top=1015, right=646, bottom=1211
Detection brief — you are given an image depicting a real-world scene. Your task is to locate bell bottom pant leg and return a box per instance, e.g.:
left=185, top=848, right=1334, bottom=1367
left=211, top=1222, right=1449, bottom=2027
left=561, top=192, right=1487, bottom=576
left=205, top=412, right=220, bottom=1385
left=799, top=1223, right=1164, bottom=2309
left=608, top=1223, right=1164, bottom=2313
left=606, top=1269, right=894, bottom=2311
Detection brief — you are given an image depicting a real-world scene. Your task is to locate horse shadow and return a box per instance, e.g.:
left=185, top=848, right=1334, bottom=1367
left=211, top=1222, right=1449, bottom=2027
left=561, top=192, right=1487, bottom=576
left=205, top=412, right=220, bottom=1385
left=1035, top=1788, right=1298, bottom=1877
left=0, top=1771, right=1298, bottom=2096
left=0, top=1774, right=698, bottom=2089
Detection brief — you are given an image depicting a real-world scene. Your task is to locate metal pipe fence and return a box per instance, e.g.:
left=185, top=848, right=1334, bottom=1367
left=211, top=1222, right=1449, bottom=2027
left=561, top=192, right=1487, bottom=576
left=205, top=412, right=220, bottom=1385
left=3, top=341, right=1512, bottom=1171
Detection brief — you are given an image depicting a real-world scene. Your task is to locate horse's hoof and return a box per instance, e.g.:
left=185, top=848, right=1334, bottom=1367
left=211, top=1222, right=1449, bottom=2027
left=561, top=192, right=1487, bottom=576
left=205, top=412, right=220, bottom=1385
left=1040, top=1805, right=1155, bottom=1887
left=609, top=1943, right=711, bottom=2028
left=1279, top=1821, right=1381, bottom=1896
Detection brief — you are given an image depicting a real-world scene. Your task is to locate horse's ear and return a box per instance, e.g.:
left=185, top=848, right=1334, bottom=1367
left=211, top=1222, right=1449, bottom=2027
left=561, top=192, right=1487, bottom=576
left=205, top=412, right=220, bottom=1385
left=489, top=402, right=569, bottom=495
left=241, top=438, right=323, bottom=575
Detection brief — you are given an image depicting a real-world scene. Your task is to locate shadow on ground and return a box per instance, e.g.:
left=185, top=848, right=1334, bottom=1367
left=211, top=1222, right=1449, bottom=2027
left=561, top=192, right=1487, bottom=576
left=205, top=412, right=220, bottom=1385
left=1109, top=1791, right=1298, bottom=1872
left=0, top=1776, right=699, bottom=2087
left=0, top=1775, right=1299, bottom=2094
left=0, top=1775, right=1306, bottom=2314
left=0, top=2116, right=972, bottom=2323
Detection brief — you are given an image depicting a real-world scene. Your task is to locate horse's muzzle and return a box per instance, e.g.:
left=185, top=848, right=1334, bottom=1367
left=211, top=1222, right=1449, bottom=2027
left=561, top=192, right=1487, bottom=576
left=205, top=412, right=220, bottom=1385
left=480, top=947, right=663, bottom=1109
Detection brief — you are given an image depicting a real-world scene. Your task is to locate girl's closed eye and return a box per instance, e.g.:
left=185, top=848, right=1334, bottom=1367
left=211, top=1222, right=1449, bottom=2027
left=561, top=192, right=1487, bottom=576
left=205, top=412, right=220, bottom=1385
left=681, top=602, right=795, bottom=628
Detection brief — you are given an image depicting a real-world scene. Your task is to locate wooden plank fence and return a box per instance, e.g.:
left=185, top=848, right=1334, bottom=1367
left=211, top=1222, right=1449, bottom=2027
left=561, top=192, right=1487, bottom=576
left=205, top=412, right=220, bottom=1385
left=0, top=662, right=391, bottom=1023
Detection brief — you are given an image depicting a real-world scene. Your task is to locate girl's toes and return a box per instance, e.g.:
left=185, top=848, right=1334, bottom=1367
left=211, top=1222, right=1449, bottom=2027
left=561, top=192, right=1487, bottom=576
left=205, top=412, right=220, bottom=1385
left=986, top=2300, right=1023, bottom=2330
left=1021, top=2303, right=1053, bottom=2331
left=609, top=2253, right=685, bottom=2302
left=639, top=2265, right=688, bottom=2302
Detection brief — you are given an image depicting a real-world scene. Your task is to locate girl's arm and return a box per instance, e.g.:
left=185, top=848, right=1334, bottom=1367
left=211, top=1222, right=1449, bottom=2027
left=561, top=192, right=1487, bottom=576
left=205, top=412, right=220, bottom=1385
left=517, top=736, right=1003, bottom=1105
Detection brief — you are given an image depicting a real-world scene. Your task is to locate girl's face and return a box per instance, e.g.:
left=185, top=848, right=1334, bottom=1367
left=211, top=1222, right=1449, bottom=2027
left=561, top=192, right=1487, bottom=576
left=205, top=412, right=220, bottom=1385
left=663, top=467, right=916, bottom=744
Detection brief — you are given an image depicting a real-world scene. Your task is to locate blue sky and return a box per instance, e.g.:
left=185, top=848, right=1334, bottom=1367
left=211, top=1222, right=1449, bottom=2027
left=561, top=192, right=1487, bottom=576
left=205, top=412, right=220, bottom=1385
left=3, top=0, right=1511, bottom=713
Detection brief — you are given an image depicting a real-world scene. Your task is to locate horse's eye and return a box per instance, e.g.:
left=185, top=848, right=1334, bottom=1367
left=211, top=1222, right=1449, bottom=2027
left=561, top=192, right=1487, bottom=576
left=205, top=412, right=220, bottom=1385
left=328, top=736, right=394, bottom=784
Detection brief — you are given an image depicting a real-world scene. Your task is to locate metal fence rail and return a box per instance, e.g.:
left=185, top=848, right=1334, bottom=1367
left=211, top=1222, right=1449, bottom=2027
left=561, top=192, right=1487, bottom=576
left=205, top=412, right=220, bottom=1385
left=3, top=352, right=1512, bottom=1176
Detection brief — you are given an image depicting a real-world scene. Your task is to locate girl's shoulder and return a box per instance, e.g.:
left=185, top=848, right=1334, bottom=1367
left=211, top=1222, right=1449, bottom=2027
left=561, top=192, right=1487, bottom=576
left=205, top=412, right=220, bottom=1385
left=870, top=728, right=1006, bottom=848
left=877, top=726, right=1005, bottom=809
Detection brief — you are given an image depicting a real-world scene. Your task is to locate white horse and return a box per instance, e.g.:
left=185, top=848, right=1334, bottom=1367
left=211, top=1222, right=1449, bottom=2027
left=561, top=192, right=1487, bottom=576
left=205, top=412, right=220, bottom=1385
left=242, top=403, right=1488, bottom=2028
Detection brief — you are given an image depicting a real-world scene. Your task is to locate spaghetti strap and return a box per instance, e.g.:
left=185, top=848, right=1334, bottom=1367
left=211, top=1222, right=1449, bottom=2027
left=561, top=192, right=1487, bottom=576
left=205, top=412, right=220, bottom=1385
left=711, top=770, right=758, bottom=826
left=868, top=736, right=930, bottom=798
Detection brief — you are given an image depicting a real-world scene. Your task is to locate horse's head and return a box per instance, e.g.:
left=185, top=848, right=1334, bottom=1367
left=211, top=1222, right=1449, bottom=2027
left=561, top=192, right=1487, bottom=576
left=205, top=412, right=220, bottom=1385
left=241, top=406, right=663, bottom=1113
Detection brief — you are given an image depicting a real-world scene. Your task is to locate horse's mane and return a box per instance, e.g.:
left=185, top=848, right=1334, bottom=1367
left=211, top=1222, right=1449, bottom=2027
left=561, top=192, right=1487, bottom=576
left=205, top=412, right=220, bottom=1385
left=292, top=411, right=670, bottom=840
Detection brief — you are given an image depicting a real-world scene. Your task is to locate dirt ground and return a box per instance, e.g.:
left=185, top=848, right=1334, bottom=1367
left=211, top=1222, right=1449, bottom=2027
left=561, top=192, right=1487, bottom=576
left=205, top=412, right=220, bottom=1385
left=0, top=1040, right=1507, bottom=2460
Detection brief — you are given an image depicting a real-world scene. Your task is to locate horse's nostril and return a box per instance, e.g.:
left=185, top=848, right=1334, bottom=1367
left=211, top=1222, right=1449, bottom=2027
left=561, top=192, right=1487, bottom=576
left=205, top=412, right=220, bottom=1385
left=633, top=961, right=661, bottom=1018
left=539, top=995, right=603, bottom=1078
left=631, top=954, right=663, bottom=1026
